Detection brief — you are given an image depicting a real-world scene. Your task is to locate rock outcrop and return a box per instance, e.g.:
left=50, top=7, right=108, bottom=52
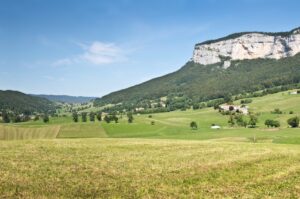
left=192, top=28, right=300, bottom=67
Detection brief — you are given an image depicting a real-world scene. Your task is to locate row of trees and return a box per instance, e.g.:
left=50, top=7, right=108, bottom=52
left=1, top=111, right=50, bottom=123
left=190, top=116, right=299, bottom=131
left=71, top=111, right=134, bottom=123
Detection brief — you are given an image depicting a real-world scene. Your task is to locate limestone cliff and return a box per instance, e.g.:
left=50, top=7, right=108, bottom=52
left=192, top=28, right=300, bottom=67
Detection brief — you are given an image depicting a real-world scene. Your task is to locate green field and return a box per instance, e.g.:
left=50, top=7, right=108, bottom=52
left=1, top=139, right=300, bottom=198
left=1, top=91, right=300, bottom=197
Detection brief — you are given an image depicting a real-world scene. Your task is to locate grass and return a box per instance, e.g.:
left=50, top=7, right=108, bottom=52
left=1, top=90, right=300, bottom=197
left=1, top=90, right=300, bottom=144
left=0, top=138, right=300, bottom=198
left=0, top=125, right=60, bottom=140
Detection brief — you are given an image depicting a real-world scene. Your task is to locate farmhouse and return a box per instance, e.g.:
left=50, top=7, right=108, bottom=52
left=219, top=104, right=248, bottom=115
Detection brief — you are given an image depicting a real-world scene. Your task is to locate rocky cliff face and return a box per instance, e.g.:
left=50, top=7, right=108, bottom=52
left=192, top=28, right=300, bottom=68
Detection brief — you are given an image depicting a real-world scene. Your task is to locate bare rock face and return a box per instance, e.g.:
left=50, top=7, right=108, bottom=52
left=192, top=28, right=300, bottom=67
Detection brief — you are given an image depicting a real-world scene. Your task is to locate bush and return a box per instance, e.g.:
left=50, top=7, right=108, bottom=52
left=287, top=116, right=299, bottom=128
left=81, top=112, right=87, bottom=122
left=43, top=114, right=49, bottom=123
left=271, top=108, right=283, bottom=114
left=265, top=119, right=280, bottom=128
left=248, top=115, right=258, bottom=128
left=289, top=111, right=294, bottom=114
left=190, top=121, right=198, bottom=130
left=72, top=112, right=78, bottom=122
left=127, top=112, right=134, bottom=123
left=34, top=115, right=40, bottom=121
left=151, top=121, right=155, bottom=125
left=241, top=99, right=252, bottom=104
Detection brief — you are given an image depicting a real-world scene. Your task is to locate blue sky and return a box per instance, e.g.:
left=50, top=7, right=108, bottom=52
left=0, top=0, right=299, bottom=97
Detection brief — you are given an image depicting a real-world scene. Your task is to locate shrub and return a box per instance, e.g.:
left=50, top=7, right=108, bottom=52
left=248, top=115, right=258, bottom=128
left=81, top=112, right=87, bottom=122
left=265, top=119, right=280, bottom=128
left=72, top=112, right=78, bottom=122
left=287, top=116, right=299, bottom=128
left=190, top=121, right=198, bottom=130
left=127, top=112, right=134, bottom=123
left=43, top=114, right=49, bottom=123
left=271, top=108, right=283, bottom=114
left=241, top=99, right=252, bottom=104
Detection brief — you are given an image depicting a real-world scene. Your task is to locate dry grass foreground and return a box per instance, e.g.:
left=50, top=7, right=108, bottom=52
left=0, top=138, right=300, bottom=198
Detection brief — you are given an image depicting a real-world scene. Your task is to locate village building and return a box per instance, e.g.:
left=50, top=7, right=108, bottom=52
left=219, top=104, right=249, bottom=115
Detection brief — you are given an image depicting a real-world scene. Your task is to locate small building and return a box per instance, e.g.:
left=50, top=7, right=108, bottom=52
left=290, top=91, right=298, bottom=95
left=135, top=107, right=145, bottom=112
left=211, top=125, right=221, bottom=129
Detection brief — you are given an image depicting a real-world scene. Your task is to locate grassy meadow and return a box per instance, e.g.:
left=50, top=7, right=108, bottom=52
left=1, top=90, right=300, bottom=197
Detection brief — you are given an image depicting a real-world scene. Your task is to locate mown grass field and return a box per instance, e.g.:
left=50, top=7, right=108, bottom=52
left=1, top=91, right=300, bottom=198
left=1, top=139, right=300, bottom=198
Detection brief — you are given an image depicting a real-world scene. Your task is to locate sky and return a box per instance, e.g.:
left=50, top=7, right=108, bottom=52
left=0, top=0, right=300, bottom=97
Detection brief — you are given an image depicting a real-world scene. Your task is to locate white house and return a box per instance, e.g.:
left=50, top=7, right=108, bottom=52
left=211, top=125, right=221, bottom=129
left=290, top=91, right=298, bottom=95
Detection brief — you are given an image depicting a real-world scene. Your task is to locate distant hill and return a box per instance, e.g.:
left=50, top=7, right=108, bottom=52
left=0, top=90, right=55, bottom=114
left=94, top=27, right=300, bottom=108
left=94, top=53, right=300, bottom=107
left=33, top=94, right=96, bottom=103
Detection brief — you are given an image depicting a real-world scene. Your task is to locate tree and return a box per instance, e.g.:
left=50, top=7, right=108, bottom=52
left=228, top=115, right=235, bottom=126
left=12, top=114, right=22, bottom=123
left=43, top=114, right=49, bottom=123
left=235, top=114, right=247, bottom=127
left=248, top=115, right=257, bottom=128
left=192, top=103, right=200, bottom=110
left=2, top=111, right=10, bottom=123
left=287, top=116, right=299, bottom=128
left=224, top=94, right=232, bottom=103
left=111, top=114, right=118, bottom=123
left=96, top=112, right=102, bottom=121
left=265, top=119, right=280, bottom=128
left=190, top=121, right=198, bottom=130
left=104, top=115, right=110, bottom=123
left=229, top=106, right=234, bottom=111
left=265, top=119, right=272, bottom=127
left=81, top=112, right=87, bottom=122
left=34, top=115, right=39, bottom=121
left=127, top=112, right=134, bottom=123
left=72, top=112, right=78, bottom=122
left=89, top=112, right=95, bottom=122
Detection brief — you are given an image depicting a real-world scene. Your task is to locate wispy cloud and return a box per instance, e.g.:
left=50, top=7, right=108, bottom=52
left=52, top=41, right=127, bottom=66
left=80, top=41, right=126, bottom=65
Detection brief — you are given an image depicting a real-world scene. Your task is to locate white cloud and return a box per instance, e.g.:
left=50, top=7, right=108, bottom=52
left=52, top=41, right=126, bottom=67
left=80, top=41, right=125, bottom=65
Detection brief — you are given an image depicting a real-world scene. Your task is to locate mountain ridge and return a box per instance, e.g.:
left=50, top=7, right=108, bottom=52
left=193, top=27, right=300, bottom=66
left=31, top=94, right=96, bottom=103
left=94, top=27, right=300, bottom=109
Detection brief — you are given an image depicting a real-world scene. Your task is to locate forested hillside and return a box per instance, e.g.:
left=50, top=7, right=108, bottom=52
left=33, top=94, right=96, bottom=103
left=94, top=53, right=300, bottom=107
left=0, top=90, right=56, bottom=114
